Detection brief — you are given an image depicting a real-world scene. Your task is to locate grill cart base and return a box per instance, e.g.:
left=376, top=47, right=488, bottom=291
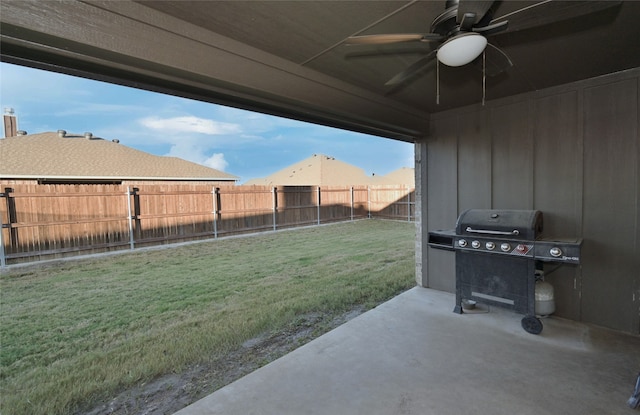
left=453, top=250, right=542, bottom=334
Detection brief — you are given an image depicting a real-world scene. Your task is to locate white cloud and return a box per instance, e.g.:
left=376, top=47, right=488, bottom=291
left=165, top=143, right=229, bottom=172
left=140, top=115, right=241, bottom=135
left=203, top=153, right=229, bottom=171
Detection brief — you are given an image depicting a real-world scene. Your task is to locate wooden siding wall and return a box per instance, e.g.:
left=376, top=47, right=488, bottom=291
left=424, top=68, right=640, bottom=334
left=0, top=183, right=414, bottom=266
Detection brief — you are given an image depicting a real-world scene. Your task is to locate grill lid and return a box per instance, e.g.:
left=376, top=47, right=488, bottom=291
left=455, top=209, right=543, bottom=240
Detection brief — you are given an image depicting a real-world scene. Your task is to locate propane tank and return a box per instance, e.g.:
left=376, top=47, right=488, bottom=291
left=535, top=270, right=555, bottom=317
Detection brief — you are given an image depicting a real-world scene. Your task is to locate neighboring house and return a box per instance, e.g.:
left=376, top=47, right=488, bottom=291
left=370, top=167, right=415, bottom=187
left=0, top=131, right=238, bottom=185
left=245, top=153, right=413, bottom=187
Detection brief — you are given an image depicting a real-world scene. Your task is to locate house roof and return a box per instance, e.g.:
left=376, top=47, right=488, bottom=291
left=245, top=154, right=413, bottom=187
left=370, top=167, right=415, bottom=186
left=245, top=154, right=370, bottom=186
left=0, top=131, right=238, bottom=182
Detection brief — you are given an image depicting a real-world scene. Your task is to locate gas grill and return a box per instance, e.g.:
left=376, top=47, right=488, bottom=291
left=428, top=209, right=582, bottom=334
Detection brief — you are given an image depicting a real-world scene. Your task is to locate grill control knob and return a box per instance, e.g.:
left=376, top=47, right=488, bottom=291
left=486, top=242, right=495, bottom=250
left=516, top=244, right=527, bottom=253
left=458, top=239, right=467, bottom=248
left=500, top=243, right=511, bottom=252
left=471, top=240, right=481, bottom=249
left=550, top=247, right=562, bottom=257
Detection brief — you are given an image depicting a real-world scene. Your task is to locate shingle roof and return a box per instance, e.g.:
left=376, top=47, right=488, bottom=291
left=370, top=167, right=415, bottom=186
left=0, top=132, right=238, bottom=181
left=245, top=154, right=370, bottom=186
left=244, top=154, right=414, bottom=186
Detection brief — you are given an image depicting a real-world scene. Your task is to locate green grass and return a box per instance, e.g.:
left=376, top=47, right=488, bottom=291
left=0, top=219, right=415, bottom=415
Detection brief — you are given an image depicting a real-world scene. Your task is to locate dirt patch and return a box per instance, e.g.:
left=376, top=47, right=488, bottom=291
left=81, top=307, right=365, bottom=415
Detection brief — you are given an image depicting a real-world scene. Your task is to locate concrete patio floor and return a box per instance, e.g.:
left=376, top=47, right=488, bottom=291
left=175, top=287, right=640, bottom=415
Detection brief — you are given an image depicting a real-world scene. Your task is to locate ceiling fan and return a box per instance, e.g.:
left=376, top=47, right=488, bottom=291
left=345, top=0, right=621, bottom=87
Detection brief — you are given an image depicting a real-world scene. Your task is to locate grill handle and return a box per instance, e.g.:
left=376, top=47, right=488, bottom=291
left=465, top=227, right=520, bottom=236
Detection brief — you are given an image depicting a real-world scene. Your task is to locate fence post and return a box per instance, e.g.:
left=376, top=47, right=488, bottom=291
left=317, top=186, right=321, bottom=225
left=212, top=187, right=219, bottom=239
left=407, top=186, right=411, bottom=222
left=350, top=186, right=354, bottom=221
left=0, top=220, right=4, bottom=268
left=0, top=189, right=6, bottom=268
left=272, top=187, right=277, bottom=231
left=367, top=186, right=371, bottom=219
left=3, top=187, right=18, bottom=249
left=126, top=187, right=135, bottom=250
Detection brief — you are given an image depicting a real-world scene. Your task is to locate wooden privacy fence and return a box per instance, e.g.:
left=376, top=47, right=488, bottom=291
left=0, top=184, right=415, bottom=266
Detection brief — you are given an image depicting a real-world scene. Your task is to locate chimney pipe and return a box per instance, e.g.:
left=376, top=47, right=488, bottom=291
left=84, top=132, right=93, bottom=139
left=3, top=107, right=17, bottom=138
left=57, top=130, right=67, bottom=138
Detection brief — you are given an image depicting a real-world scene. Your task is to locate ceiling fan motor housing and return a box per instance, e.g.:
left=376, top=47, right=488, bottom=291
left=437, top=32, right=487, bottom=67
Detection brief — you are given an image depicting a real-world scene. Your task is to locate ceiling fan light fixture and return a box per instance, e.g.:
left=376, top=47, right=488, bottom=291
left=437, top=32, right=487, bottom=67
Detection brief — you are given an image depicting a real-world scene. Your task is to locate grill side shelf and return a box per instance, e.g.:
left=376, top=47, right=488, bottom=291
left=427, top=230, right=456, bottom=251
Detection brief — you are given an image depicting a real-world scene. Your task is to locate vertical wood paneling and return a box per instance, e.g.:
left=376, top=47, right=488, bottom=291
left=582, top=78, right=639, bottom=333
left=458, top=109, right=491, bottom=211
left=533, top=91, right=583, bottom=321
left=490, top=100, right=534, bottom=209
left=424, top=69, right=640, bottom=334
left=427, top=115, right=458, bottom=292
left=637, top=82, right=640, bottom=336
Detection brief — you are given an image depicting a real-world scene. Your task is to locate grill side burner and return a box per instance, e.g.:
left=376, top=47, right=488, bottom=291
left=428, top=209, right=582, bottom=334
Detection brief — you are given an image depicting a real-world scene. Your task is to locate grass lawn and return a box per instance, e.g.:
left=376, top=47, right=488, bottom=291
left=1, top=219, right=415, bottom=415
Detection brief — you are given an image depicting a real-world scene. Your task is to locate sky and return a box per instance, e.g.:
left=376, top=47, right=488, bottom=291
left=0, top=62, right=414, bottom=183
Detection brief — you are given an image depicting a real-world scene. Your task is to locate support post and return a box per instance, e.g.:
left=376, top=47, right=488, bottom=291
left=415, top=140, right=429, bottom=287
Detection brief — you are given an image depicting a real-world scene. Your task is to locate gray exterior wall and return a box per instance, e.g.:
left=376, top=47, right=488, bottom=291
left=416, top=68, right=640, bottom=334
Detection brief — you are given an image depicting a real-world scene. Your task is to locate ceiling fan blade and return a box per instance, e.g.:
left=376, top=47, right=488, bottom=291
left=491, top=0, right=622, bottom=33
left=457, top=0, right=496, bottom=29
left=472, top=20, right=508, bottom=36
left=385, top=50, right=437, bottom=86
left=345, top=33, right=441, bottom=45
left=344, top=44, right=437, bottom=59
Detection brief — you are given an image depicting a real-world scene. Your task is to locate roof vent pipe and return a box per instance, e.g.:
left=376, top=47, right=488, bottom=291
left=57, top=130, right=67, bottom=137
left=16, top=130, right=27, bottom=136
left=112, top=139, right=120, bottom=143
left=84, top=132, right=93, bottom=139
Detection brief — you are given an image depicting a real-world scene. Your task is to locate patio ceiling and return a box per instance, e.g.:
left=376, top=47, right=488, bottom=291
left=2, top=1, right=640, bottom=141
